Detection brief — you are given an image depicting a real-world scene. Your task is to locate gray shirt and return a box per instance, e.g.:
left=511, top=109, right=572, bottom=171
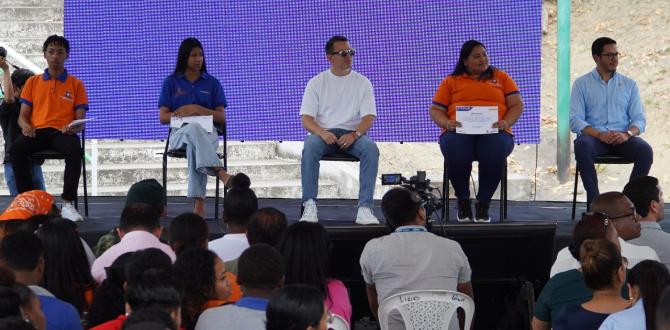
left=195, top=304, right=265, bottom=330
left=629, top=221, right=670, bottom=271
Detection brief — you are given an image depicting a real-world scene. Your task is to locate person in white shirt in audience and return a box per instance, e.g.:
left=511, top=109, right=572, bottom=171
left=550, top=191, right=659, bottom=277
left=208, top=173, right=256, bottom=262
left=623, top=176, right=670, bottom=271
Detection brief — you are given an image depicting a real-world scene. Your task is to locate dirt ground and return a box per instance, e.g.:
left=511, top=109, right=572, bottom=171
left=377, top=0, right=670, bottom=202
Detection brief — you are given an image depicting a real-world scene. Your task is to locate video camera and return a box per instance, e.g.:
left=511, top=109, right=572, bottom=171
left=380, top=171, right=442, bottom=219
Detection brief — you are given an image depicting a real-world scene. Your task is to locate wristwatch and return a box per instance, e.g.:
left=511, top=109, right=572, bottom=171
left=354, top=131, right=363, bottom=138
left=626, top=129, right=635, bottom=137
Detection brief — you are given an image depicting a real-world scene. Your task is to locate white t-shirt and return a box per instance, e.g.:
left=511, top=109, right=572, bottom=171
left=300, top=69, right=376, bottom=130
left=550, top=237, right=660, bottom=277
left=208, top=233, right=249, bottom=262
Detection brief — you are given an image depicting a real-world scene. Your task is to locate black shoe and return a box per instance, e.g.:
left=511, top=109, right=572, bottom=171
left=474, top=200, right=491, bottom=223
left=457, top=199, right=473, bottom=222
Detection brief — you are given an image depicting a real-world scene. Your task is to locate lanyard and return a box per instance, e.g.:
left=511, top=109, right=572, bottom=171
left=395, top=226, right=426, bottom=233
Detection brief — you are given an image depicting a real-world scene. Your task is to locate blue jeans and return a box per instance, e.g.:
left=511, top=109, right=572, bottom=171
left=169, top=123, right=222, bottom=199
left=301, top=129, right=379, bottom=208
left=439, top=132, right=514, bottom=203
left=5, top=162, right=46, bottom=196
left=574, top=135, right=653, bottom=207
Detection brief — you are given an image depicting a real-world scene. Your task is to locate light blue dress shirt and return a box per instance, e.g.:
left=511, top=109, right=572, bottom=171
left=570, top=69, right=645, bottom=135
left=598, top=299, right=645, bottom=330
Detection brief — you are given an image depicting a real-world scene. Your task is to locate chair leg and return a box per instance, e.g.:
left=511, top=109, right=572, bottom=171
left=572, top=167, right=579, bottom=220
left=442, top=159, right=448, bottom=223
left=500, top=164, right=507, bottom=223
left=162, top=154, right=168, bottom=214
left=82, top=148, right=88, bottom=217
left=214, top=179, right=220, bottom=220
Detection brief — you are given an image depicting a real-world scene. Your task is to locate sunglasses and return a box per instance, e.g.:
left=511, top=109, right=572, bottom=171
left=330, top=49, right=356, bottom=57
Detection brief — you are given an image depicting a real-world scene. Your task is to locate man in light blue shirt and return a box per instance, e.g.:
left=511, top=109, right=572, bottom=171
left=570, top=37, right=653, bottom=208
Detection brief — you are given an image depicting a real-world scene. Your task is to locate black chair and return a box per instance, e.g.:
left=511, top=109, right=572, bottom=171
left=28, top=130, right=89, bottom=216
left=571, top=154, right=632, bottom=220
left=299, top=152, right=360, bottom=216
left=161, top=123, right=227, bottom=219
left=441, top=159, right=508, bottom=223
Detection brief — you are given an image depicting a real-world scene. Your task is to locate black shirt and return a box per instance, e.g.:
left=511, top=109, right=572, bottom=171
left=0, top=99, right=21, bottom=163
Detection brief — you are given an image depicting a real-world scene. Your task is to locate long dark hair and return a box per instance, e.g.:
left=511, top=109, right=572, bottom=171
left=173, top=248, right=219, bottom=330
left=451, top=39, right=494, bottom=80
left=37, top=217, right=96, bottom=315
left=266, top=284, right=325, bottom=330
left=173, top=37, right=206, bottom=75
left=627, top=260, right=670, bottom=330
left=276, top=222, right=331, bottom=300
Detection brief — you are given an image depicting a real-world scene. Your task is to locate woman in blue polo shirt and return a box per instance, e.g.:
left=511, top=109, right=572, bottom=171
left=159, top=37, right=237, bottom=216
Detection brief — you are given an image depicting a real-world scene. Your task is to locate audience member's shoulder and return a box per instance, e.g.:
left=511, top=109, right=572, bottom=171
left=38, top=295, right=82, bottom=327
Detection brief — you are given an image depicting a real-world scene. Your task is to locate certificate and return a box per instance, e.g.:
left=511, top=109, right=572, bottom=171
left=170, top=115, right=214, bottom=133
left=455, top=106, right=498, bottom=134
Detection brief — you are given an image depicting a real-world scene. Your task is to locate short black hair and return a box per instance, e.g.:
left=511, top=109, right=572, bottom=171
left=237, top=243, right=283, bottom=290
left=122, top=307, right=177, bottom=330
left=169, top=212, right=209, bottom=255
left=0, top=231, right=43, bottom=271
left=623, top=176, right=660, bottom=218
left=381, top=188, right=421, bottom=230
left=247, top=207, right=288, bottom=246
left=124, top=269, right=181, bottom=311
left=325, top=35, right=348, bottom=54
left=266, top=284, right=325, bottom=330
left=591, top=37, right=616, bottom=56
left=0, top=287, right=21, bottom=319
left=124, top=248, right=173, bottom=285
left=42, top=34, right=70, bottom=53
left=119, top=203, right=161, bottom=232
left=10, top=69, right=34, bottom=89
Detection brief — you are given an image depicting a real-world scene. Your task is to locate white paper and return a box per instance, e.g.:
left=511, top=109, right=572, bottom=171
left=170, top=115, right=214, bottom=133
left=455, top=106, right=498, bottom=134
left=67, top=118, right=94, bottom=128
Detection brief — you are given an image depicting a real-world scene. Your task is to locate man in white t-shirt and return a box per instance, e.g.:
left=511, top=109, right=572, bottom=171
left=299, top=35, right=380, bottom=225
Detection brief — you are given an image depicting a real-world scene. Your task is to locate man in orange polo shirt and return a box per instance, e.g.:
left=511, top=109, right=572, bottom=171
left=10, top=35, right=88, bottom=222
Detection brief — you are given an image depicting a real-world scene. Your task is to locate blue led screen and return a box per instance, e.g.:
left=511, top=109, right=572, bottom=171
left=64, top=0, right=541, bottom=143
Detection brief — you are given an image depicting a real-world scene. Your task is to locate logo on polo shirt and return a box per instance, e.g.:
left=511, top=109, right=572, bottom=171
left=488, top=79, right=502, bottom=88
left=60, top=90, right=74, bottom=103
left=176, top=88, right=188, bottom=97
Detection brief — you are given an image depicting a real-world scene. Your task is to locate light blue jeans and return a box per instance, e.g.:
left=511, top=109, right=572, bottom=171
left=5, top=162, right=46, bottom=196
left=169, top=123, right=222, bottom=198
left=301, top=129, right=379, bottom=208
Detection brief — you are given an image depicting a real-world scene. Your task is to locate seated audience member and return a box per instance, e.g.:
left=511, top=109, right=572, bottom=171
left=0, top=283, right=21, bottom=320
left=174, top=248, right=235, bottom=330
left=91, top=269, right=181, bottom=330
left=168, top=212, right=209, bottom=255
left=89, top=248, right=173, bottom=329
left=0, top=317, right=38, bottom=330
left=13, top=283, right=46, bottom=330
left=37, top=217, right=96, bottom=316
left=86, top=252, right=134, bottom=328
left=94, top=179, right=167, bottom=257
left=658, top=287, right=670, bottom=330
left=553, top=239, right=630, bottom=330
left=121, top=307, right=177, bottom=330
left=209, top=173, right=257, bottom=262
left=277, top=222, right=351, bottom=323
left=0, top=265, right=44, bottom=330
left=533, top=212, right=622, bottom=330
left=224, top=207, right=288, bottom=275
left=196, top=243, right=284, bottom=330
left=266, top=284, right=329, bottom=330
left=0, top=231, right=82, bottom=330
left=91, top=203, right=176, bottom=282
left=550, top=191, right=659, bottom=277
left=360, top=187, right=472, bottom=329
left=600, top=260, right=670, bottom=330
left=624, top=176, right=670, bottom=270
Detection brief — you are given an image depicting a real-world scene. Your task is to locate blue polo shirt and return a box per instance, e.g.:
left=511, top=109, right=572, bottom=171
left=569, top=69, right=645, bottom=135
left=39, top=295, right=82, bottom=330
left=158, top=72, right=227, bottom=111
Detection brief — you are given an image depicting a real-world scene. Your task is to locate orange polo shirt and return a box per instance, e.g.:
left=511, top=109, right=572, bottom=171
left=19, top=69, right=88, bottom=130
left=432, top=69, right=519, bottom=134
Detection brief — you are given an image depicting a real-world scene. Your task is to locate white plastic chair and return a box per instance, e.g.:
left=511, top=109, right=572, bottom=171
left=378, top=290, right=474, bottom=330
left=327, top=313, right=350, bottom=330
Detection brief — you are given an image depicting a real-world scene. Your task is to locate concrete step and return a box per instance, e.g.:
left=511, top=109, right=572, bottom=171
left=0, top=22, right=63, bottom=39
left=0, top=40, right=46, bottom=57
left=0, top=7, right=63, bottom=22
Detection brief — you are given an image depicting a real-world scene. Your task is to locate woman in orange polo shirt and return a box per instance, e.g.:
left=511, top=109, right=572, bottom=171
left=429, top=40, right=524, bottom=223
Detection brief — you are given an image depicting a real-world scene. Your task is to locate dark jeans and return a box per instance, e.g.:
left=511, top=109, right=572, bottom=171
left=10, top=128, right=82, bottom=201
left=574, top=135, right=653, bottom=207
left=439, top=131, right=514, bottom=203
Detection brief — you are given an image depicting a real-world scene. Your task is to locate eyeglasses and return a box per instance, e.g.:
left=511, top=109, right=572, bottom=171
left=600, top=52, right=620, bottom=60
left=330, top=49, right=356, bottom=57
left=609, top=207, right=638, bottom=221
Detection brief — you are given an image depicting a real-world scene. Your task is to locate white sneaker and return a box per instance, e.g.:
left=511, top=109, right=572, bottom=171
left=61, top=202, right=83, bottom=222
left=355, top=207, right=380, bottom=225
left=300, top=199, right=318, bottom=222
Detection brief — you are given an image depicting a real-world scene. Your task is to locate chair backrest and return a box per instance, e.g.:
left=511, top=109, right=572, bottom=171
left=327, top=313, right=350, bottom=330
left=378, top=290, right=474, bottom=330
